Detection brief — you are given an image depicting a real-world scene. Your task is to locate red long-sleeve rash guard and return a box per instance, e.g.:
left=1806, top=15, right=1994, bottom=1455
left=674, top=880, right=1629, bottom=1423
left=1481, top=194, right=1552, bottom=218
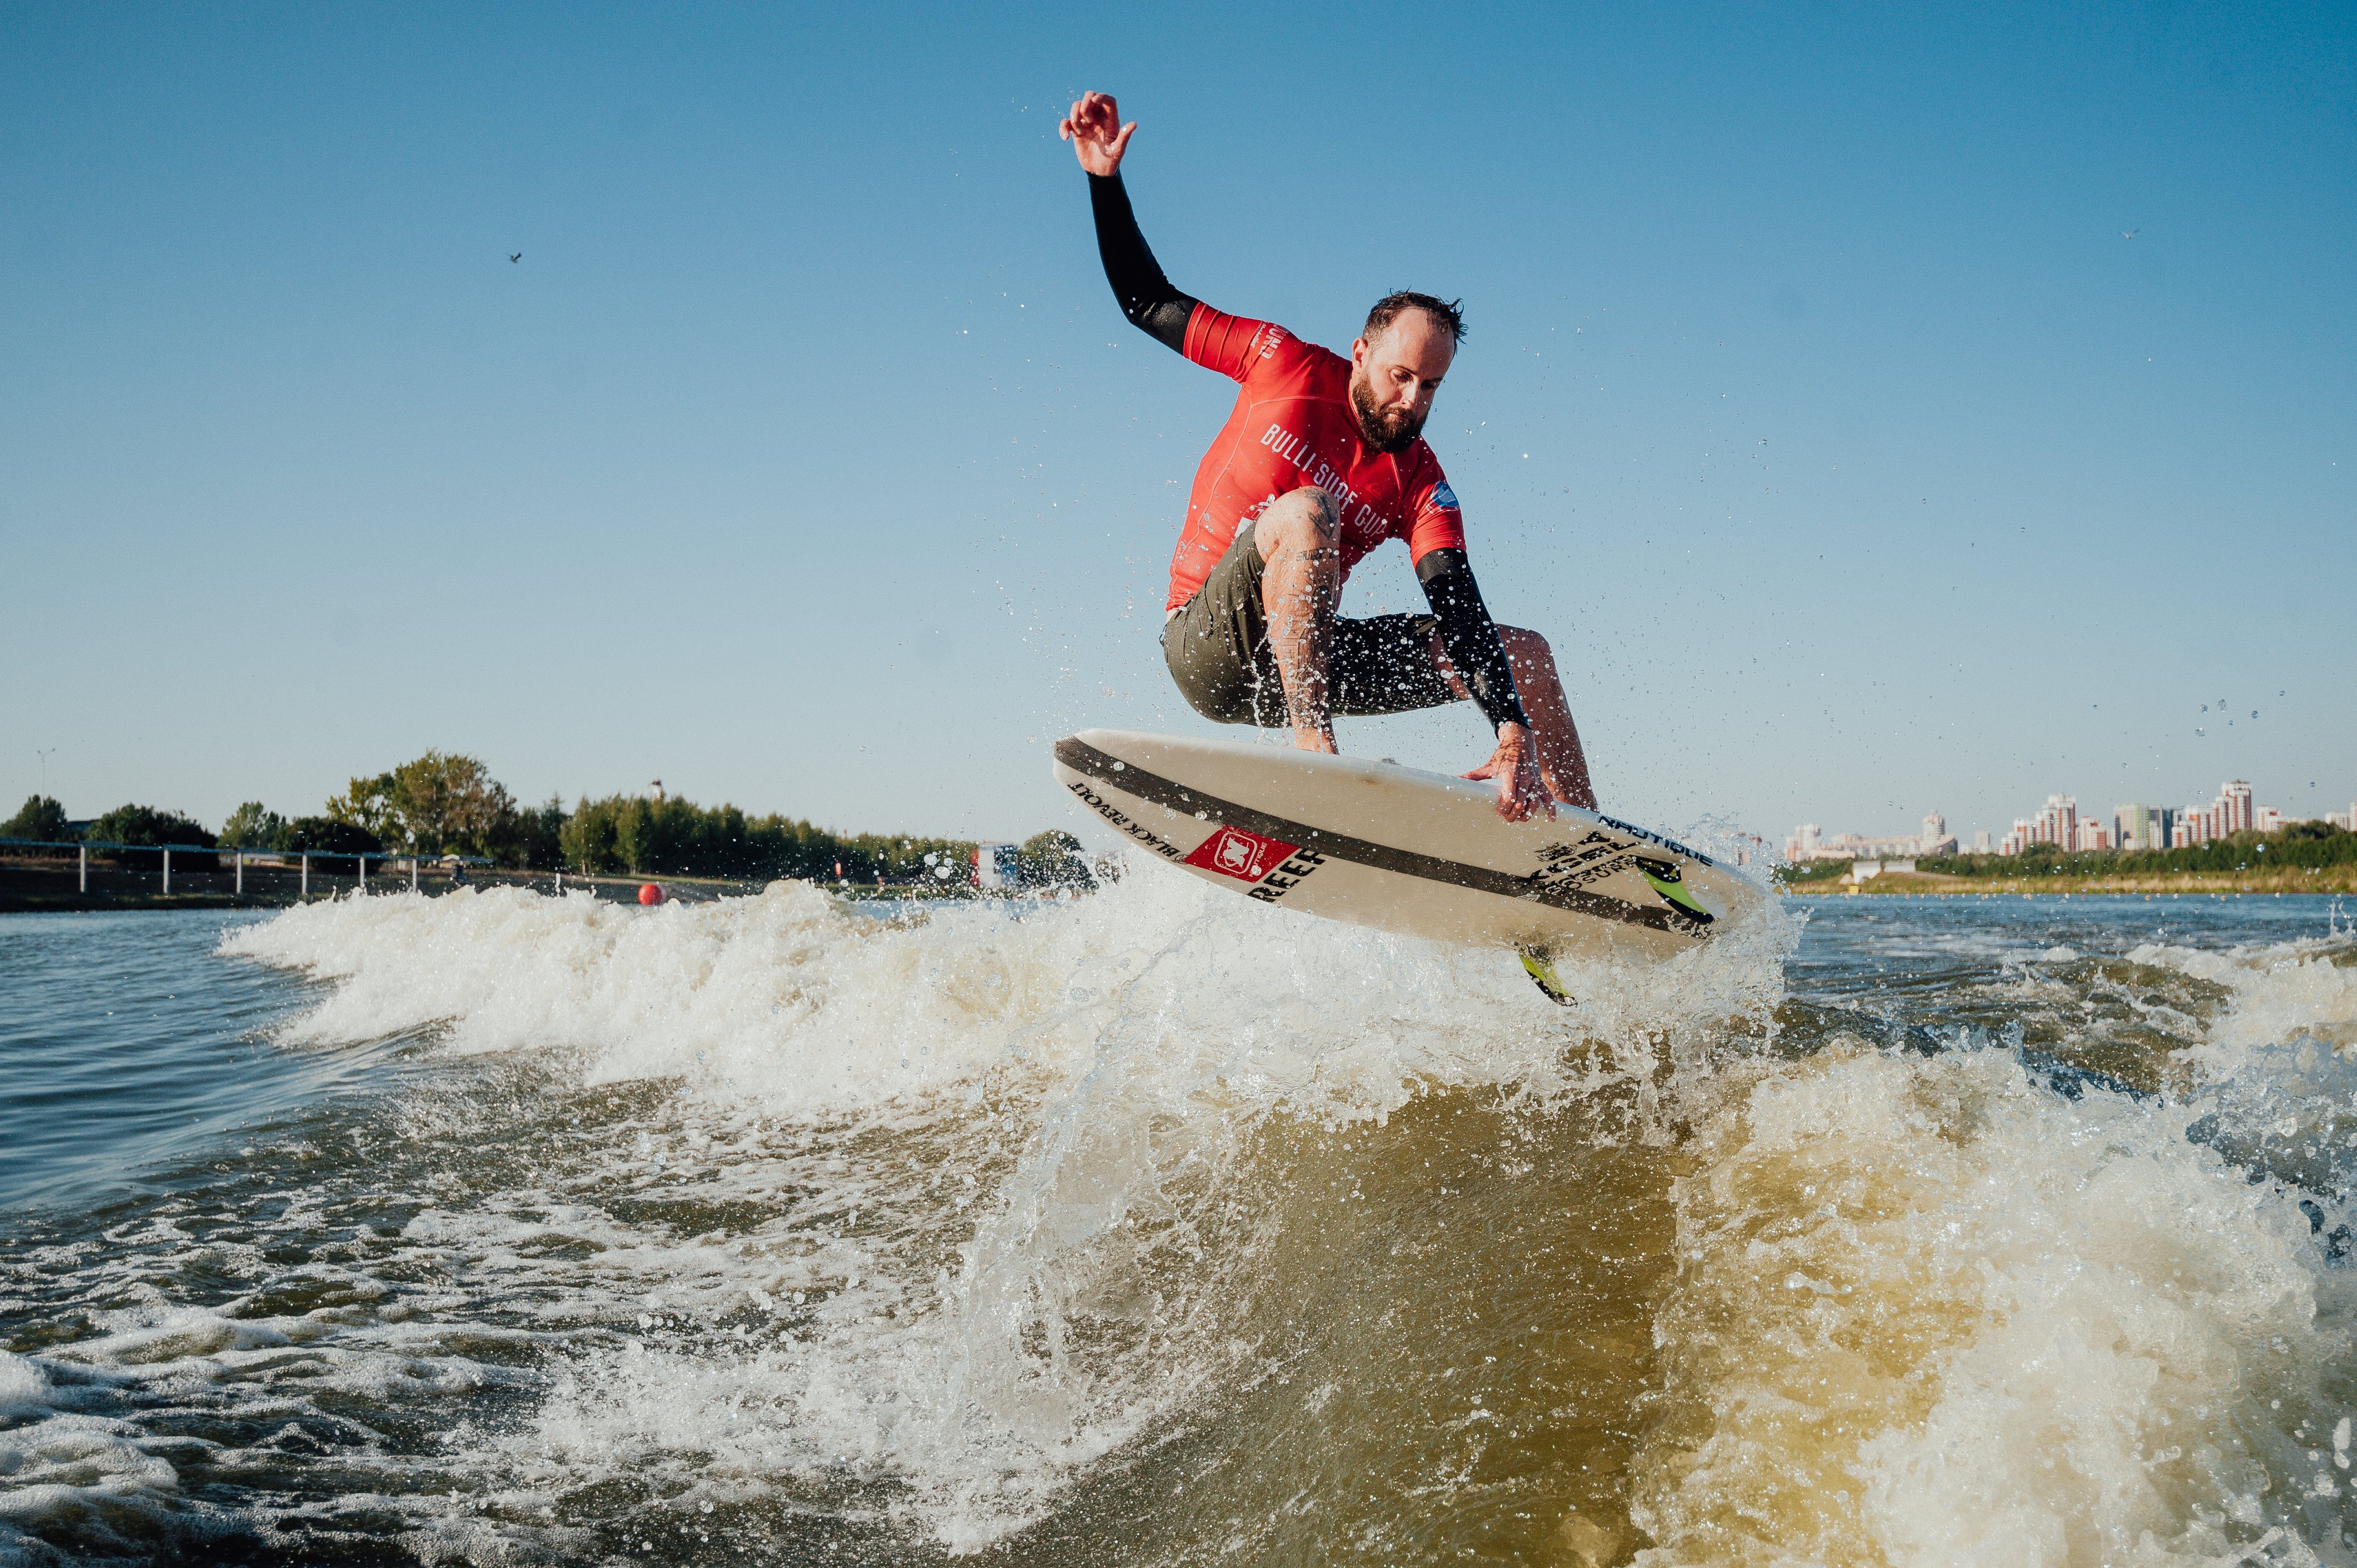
left=1165, top=305, right=1468, bottom=613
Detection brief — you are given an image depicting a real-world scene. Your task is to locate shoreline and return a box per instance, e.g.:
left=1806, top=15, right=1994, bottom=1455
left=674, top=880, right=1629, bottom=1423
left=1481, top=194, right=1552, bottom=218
left=14, top=858, right=2339, bottom=916
left=1778, top=867, right=2357, bottom=898
left=0, top=858, right=1044, bottom=915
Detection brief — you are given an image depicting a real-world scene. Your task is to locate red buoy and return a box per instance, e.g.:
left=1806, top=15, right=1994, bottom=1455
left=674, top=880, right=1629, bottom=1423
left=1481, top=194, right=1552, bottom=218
left=639, top=883, right=666, bottom=906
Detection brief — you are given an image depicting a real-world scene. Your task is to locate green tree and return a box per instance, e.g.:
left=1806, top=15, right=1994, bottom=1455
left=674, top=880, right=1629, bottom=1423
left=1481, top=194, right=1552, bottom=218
left=281, top=816, right=383, bottom=860
left=1015, top=830, right=1095, bottom=890
left=3, top=795, right=71, bottom=851
left=560, top=796, right=624, bottom=873
left=384, top=751, right=517, bottom=857
left=550, top=791, right=982, bottom=883
left=487, top=794, right=566, bottom=870
left=325, top=773, right=398, bottom=837
left=84, top=803, right=219, bottom=871
left=323, top=751, right=538, bottom=862
left=218, top=802, right=288, bottom=852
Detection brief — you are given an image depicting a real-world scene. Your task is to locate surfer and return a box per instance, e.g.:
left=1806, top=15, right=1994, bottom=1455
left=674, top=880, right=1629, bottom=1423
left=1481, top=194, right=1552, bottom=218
left=1061, top=90, right=1595, bottom=823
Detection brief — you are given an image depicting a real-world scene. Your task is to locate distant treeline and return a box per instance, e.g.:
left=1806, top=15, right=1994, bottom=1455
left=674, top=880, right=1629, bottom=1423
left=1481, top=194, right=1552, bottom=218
left=555, top=795, right=1090, bottom=887
left=2, top=749, right=1095, bottom=887
left=560, top=794, right=972, bottom=883
left=0, top=798, right=249, bottom=872
left=1921, top=820, right=2357, bottom=879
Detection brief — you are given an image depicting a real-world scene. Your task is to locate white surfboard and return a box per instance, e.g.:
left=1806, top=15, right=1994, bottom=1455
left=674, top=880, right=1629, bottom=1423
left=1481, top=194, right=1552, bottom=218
left=1051, top=729, right=1757, bottom=994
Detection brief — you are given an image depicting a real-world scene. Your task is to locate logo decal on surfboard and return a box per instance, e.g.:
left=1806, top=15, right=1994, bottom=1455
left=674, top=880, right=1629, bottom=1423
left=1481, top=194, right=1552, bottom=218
left=1185, top=824, right=1299, bottom=883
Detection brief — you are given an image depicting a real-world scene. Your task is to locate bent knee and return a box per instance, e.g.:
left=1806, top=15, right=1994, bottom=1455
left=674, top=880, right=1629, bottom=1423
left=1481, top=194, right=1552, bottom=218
left=1283, top=485, right=1341, bottom=534
left=1254, top=486, right=1340, bottom=551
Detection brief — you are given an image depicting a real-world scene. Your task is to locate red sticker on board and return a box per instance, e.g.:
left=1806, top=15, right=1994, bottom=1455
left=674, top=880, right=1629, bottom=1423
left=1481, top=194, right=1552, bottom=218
left=1184, top=824, right=1299, bottom=883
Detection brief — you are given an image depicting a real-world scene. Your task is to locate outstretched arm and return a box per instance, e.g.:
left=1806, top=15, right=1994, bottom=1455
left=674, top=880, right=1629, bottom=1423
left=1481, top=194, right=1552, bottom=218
left=1061, top=91, right=1196, bottom=354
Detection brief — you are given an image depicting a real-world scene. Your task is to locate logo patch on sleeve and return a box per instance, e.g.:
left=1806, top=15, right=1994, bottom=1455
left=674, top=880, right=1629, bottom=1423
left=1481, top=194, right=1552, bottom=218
left=1184, top=824, right=1299, bottom=883
left=1430, top=482, right=1460, bottom=510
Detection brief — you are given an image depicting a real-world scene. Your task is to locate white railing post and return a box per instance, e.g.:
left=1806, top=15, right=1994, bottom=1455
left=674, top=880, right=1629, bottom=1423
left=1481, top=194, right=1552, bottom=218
left=79, top=844, right=87, bottom=893
left=410, top=856, right=419, bottom=891
left=301, top=854, right=310, bottom=898
left=358, top=854, right=367, bottom=893
left=236, top=852, right=244, bottom=895
left=163, top=847, right=172, bottom=894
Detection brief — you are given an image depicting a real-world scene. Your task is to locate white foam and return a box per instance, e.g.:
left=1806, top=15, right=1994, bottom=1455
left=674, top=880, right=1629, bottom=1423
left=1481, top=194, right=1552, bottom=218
left=1631, top=1044, right=2352, bottom=1564
left=219, top=874, right=1792, bottom=1125
left=2126, top=937, right=2357, bottom=1070
left=206, top=872, right=1801, bottom=1549
left=1627, top=920, right=2357, bottom=1566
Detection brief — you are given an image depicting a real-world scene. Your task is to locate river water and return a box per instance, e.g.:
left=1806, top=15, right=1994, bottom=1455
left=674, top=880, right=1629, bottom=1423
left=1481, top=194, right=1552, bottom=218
left=2, top=879, right=2353, bottom=1566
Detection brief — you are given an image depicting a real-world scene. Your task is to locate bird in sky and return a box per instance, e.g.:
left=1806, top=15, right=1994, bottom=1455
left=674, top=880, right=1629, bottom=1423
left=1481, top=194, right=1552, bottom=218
left=2121, top=229, right=2138, bottom=239
left=508, top=252, right=522, bottom=262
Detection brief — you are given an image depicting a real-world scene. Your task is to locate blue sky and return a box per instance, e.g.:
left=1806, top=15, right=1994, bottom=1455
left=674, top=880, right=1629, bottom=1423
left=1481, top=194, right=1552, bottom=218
left=4, top=0, right=2350, bottom=850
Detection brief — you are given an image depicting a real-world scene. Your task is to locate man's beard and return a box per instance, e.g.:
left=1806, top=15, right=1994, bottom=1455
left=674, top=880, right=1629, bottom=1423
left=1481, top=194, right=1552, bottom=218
left=1350, top=371, right=1427, bottom=455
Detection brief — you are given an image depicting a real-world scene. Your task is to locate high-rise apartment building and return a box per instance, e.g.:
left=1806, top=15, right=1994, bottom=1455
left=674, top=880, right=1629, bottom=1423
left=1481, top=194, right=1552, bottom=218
left=2118, top=804, right=2186, bottom=852
left=2220, top=781, right=2253, bottom=835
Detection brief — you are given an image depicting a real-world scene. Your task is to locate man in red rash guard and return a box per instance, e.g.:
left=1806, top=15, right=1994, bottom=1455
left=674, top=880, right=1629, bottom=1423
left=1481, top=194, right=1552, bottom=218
left=1060, top=91, right=1594, bottom=821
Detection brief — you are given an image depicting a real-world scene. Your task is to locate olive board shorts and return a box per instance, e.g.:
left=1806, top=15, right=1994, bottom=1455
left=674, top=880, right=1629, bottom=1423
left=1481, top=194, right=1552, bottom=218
left=1162, top=525, right=1461, bottom=728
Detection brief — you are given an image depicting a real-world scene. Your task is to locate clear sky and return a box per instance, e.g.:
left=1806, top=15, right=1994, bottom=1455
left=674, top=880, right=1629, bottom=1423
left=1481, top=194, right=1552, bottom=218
left=4, top=1, right=2351, bottom=851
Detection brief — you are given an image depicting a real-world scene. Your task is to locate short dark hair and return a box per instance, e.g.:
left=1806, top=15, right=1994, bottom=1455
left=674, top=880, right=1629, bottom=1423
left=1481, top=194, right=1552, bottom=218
left=1362, top=291, right=1465, bottom=346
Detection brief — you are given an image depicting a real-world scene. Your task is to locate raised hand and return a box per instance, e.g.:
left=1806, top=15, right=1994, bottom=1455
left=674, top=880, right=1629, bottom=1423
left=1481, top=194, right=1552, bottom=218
left=1058, top=90, right=1136, bottom=177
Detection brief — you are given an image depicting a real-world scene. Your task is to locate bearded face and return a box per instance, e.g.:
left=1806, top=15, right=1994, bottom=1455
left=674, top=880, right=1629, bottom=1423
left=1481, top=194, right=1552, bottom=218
left=1350, top=367, right=1428, bottom=453
left=1347, top=308, right=1455, bottom=455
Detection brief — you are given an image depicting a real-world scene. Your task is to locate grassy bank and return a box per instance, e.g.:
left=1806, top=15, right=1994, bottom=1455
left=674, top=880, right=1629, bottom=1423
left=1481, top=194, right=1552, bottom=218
left=1779, top=866, right=2357, bottom=896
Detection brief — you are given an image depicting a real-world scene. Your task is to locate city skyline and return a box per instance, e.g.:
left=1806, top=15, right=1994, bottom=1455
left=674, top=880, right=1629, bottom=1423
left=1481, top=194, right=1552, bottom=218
left=1790, top=771, right=2352, bottom=863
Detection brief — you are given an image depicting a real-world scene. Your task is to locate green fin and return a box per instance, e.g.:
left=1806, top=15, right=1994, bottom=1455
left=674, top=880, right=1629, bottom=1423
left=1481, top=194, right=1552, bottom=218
left=1636, top=857, right=1716, bottom=924
left=1520, top=946, right=1574, bottom=1006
